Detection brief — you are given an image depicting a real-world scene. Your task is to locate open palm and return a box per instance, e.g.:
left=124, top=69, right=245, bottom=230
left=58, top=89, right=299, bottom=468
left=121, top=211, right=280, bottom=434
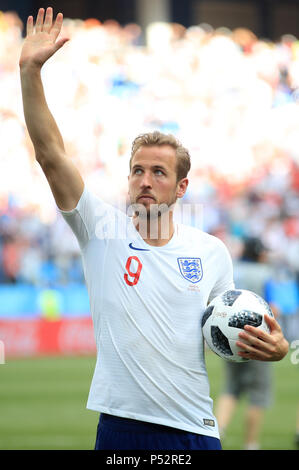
left=19, top=7, right=69, bottom=68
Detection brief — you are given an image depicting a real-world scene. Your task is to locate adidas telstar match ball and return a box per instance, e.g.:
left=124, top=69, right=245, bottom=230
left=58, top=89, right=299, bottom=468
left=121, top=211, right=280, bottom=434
left=202, top=289, right=274, bottom=362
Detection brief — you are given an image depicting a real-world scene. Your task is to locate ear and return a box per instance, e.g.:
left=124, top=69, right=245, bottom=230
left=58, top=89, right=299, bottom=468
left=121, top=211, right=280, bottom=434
left=176, top=178, right=189, bottom=199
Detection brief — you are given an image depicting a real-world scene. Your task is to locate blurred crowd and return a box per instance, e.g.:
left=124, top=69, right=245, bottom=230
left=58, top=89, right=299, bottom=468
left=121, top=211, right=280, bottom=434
left=0, top=10, right=299, bottom=311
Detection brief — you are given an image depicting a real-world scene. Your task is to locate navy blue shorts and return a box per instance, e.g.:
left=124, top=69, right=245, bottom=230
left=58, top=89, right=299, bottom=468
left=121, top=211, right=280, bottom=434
left=94, top=413, right=222, bottom=450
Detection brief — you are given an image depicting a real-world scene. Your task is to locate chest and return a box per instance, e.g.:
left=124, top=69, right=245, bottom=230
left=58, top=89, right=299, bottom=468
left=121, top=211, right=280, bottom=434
left=86, top=239, right=218, bottom=308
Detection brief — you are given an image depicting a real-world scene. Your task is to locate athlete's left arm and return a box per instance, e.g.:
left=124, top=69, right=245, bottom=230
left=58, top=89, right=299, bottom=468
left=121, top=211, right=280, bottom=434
left=236, top=314, right=289, bottom=361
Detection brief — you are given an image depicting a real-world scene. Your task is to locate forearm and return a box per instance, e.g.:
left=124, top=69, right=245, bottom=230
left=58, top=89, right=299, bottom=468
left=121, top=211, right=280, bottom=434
left=20, top=64, right=65, bottom=162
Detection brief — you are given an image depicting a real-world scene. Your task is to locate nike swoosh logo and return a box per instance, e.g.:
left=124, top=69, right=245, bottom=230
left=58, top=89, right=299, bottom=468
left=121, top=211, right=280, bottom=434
left=129, top=243, right=150, bottom=251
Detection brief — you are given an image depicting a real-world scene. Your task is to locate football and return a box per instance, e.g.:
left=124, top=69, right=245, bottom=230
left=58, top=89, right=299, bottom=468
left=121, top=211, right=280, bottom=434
left=202, top=289, right=274, bottom=362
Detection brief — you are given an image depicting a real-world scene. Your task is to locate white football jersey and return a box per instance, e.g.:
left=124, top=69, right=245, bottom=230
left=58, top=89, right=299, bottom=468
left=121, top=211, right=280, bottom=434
left=60, top=186, right=234, bottom=438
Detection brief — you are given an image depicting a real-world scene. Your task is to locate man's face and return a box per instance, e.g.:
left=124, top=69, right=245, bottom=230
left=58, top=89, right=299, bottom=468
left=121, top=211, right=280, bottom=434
left=128, top=145, right=188, bottom=217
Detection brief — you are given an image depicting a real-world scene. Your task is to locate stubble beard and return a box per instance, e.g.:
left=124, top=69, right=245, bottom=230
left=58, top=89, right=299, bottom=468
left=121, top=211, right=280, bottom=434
left=129, top=195, right=177, bottom=240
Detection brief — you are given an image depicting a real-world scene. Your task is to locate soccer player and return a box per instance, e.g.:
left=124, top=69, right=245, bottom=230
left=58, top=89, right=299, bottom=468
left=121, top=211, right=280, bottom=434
left=19, top=7, right=289, bottom=450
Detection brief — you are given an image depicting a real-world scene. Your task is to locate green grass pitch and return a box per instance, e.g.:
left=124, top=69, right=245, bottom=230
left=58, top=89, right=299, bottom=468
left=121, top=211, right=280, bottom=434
left=0, top=352, right=297, bottom=450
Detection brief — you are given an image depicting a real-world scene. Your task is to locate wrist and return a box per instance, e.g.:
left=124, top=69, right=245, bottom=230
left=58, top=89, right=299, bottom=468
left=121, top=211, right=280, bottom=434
left=19, top=61, right=42, bottom=74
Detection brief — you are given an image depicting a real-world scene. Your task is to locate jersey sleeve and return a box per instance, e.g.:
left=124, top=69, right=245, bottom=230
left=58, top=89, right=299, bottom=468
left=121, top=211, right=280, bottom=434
left=208, top=237, right=235, bottom=304
left=58, top=185, right=112, bottom=250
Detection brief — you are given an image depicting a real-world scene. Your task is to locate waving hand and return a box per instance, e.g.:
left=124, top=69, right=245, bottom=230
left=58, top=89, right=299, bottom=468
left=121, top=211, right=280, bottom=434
left=19, top=7, right=69, bottom=69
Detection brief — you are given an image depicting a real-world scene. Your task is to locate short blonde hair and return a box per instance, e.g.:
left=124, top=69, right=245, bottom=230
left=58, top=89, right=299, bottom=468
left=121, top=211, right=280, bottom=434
left=130, top=131, right=191, bottom=182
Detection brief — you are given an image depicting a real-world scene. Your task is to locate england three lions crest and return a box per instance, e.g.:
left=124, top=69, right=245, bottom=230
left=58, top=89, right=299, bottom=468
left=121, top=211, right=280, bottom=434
left=177, top=258, right=203, bottom=283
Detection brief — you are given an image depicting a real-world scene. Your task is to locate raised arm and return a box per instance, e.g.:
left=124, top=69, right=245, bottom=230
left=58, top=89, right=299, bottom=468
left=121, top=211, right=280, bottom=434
left=19, top=7, right=84, bottom=211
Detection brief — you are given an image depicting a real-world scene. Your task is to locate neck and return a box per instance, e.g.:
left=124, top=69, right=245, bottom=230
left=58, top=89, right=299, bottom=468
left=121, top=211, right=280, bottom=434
left=133, top=212, right=175, bottom=247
